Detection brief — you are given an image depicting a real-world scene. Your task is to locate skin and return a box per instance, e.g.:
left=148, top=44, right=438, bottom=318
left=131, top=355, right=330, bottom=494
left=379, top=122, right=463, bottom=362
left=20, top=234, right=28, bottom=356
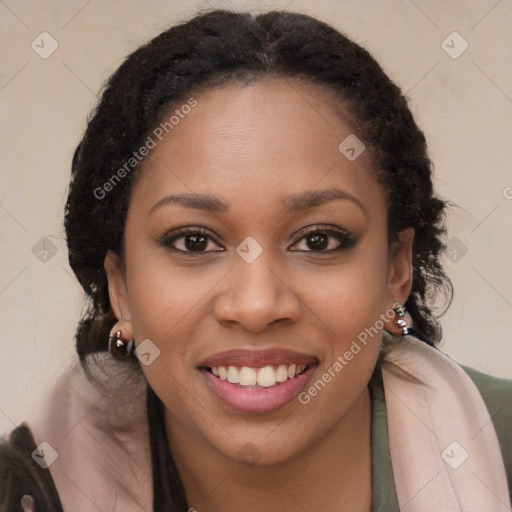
left=105, top=78, right=414, bottom=512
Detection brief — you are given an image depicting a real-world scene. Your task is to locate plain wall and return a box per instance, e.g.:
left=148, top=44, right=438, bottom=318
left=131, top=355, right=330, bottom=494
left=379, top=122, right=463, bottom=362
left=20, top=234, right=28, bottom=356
left=1, top=0, right=511, bottom=434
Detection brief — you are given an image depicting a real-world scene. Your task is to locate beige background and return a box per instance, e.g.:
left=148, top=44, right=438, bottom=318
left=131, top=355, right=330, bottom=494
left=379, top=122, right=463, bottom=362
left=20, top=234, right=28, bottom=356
left=1, top=0, right=511, bottom=435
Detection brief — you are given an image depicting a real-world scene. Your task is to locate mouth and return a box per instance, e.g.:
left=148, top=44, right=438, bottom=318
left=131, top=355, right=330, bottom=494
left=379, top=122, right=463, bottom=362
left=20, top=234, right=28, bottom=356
left=198, top=349, right=318, bottom=414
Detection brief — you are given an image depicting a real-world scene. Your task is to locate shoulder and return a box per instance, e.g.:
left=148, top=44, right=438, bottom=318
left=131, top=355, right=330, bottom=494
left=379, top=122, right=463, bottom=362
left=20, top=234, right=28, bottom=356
left=1, top=355, right=154, bottom=511
left=0, top=422, right=64, bottom=511
left=461, top=365, right=512, bottom=496
left=461, top=365, right=512, bottom=422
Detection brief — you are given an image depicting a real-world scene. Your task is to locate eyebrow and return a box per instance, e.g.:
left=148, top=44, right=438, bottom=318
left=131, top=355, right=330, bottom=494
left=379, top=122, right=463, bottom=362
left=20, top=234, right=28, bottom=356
left=148, top=188, right=366, bottom=216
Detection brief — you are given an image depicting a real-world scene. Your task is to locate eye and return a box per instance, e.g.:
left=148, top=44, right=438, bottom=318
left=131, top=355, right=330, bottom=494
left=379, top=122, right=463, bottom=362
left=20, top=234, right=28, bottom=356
left=290, top=225, right=358, bottom=252
left=158, top=227, right=224, bottom=254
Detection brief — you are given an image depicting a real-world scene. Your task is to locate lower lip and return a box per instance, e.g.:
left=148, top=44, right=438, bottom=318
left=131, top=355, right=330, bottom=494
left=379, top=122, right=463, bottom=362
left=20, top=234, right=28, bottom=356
left=200, top=365, right=317, bottom=414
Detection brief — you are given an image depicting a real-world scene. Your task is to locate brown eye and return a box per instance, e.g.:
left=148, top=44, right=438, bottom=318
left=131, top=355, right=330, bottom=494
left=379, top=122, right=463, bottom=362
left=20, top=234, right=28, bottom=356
left=159, top=228, right=224, bottom=254
left=305, top=233, right=329, bottom=251
left=183, top=234, right=208, bottom=251
left=291, top=226, right=358, bottom=253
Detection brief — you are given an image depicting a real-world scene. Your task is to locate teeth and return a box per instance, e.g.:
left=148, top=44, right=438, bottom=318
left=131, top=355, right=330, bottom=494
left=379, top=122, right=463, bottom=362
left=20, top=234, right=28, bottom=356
left=239, top=367, right=257, bottom=386
left=276, top=364, right=288, bottom=382
left=257, top=366, right=276, bottom=387
left=209, top=363, right=308, bottom=387
left=227, top=366, right=239, bottom=384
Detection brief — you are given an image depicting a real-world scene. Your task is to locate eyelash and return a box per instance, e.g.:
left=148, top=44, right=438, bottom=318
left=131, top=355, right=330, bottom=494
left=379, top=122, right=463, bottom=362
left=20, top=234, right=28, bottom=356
left=158, top=225, right=358, bottom=255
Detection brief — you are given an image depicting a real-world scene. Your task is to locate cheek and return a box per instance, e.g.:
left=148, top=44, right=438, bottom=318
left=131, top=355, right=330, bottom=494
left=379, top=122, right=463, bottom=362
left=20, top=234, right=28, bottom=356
left=124, top=243, right=218, bottom=339
left=122, top=254, right=212, bottom=423
left=291, top=243, right=389, bottom=333
left=289, top=245, right=388, bottom=397
left=290, top=266, right=386, bottom=425
left=120, top=245, right=199, bottom=373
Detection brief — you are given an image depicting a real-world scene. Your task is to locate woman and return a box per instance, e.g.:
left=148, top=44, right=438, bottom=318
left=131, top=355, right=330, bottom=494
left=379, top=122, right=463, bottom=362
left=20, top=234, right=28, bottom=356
left=1, top=9, right=510, bottom=512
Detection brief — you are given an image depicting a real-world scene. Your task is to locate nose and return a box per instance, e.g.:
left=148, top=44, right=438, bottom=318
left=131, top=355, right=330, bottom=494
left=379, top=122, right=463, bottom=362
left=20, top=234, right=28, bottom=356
left=212, top=253, right=301, bottom=333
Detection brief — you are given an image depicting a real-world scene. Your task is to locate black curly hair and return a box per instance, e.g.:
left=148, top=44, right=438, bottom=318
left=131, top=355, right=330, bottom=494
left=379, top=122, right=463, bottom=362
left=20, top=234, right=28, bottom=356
left=65, top=9, right=453, bottom=365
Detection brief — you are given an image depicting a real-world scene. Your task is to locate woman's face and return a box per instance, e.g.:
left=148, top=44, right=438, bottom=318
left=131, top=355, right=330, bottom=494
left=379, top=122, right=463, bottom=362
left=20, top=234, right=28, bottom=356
left=106, top=79, right=413, bottom=466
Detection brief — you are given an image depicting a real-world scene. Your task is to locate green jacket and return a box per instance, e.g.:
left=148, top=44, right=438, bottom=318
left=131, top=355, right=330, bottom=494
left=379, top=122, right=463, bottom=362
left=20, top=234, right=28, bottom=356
left=1, top=366, right=511, bottom=511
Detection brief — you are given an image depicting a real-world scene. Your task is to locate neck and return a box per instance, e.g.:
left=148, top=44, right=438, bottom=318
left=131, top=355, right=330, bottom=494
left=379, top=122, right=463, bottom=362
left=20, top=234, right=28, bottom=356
left=165, top=386, right=372, bottom=512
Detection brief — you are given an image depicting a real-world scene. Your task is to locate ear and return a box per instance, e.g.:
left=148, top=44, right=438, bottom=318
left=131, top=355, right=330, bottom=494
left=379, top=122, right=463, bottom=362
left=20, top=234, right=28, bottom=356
left=104, top=250, right=133, bottom=338
left=386, top=227, right=414, bottom=306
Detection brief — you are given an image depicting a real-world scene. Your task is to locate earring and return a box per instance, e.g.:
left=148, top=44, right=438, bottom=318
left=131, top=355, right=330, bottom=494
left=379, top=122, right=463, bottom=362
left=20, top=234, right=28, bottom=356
left=108, top=330, right=135, bottom=360
left=392, top=302, right=412, bottom=336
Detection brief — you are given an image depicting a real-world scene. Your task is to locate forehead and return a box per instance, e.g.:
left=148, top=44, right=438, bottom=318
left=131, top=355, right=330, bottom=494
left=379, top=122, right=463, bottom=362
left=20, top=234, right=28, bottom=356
left=131, top=79, right=384, bottom=216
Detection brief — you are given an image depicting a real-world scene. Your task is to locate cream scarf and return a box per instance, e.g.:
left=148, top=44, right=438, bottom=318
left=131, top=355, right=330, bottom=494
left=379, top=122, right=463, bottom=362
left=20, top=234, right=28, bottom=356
left=25, top=334, right=510, bottom=511
left=381, top=332, right=510, bottom=511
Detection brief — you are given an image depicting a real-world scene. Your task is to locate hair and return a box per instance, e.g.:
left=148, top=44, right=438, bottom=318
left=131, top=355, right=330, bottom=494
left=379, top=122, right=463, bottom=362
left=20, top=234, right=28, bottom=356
left=65, top=9, right=453, bottom=369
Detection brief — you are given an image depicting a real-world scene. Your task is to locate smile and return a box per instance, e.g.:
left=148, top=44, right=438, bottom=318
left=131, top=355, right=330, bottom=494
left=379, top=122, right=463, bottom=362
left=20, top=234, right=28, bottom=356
left=198, top=349, right=318, bottom=413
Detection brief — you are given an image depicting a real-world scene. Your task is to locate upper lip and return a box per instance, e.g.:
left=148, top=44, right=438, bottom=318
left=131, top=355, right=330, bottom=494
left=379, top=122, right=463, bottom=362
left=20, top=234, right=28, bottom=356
left=198, top=348, right=318, bottom=368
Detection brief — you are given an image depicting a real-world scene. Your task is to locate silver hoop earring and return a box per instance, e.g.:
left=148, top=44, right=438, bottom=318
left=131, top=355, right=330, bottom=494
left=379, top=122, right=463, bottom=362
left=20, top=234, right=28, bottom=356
left=392, top=302, right=412, bottom=336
